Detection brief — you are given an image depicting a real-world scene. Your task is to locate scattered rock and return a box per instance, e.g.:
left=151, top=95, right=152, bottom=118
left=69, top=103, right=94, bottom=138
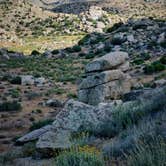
left=35, top=77, right=46, bottom=87
left=46, top=99, right=63, bottom=107
left=21, top=75, right=35, bottom=86
left=16, top=125, right=53, bottom=144
left=18, top=99, right=121, bottom=153
left=154, top=79, right=166, bottom=87
left=21, top=76, right=46, bottom=86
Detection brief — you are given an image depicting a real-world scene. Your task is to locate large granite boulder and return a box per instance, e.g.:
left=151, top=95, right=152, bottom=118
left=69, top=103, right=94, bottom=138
left=78, top=76, right=131, bottom=105
left=17, top=99, right=119, bottom=155
left=79, top=70, right=125, bottom=89
left=85, top=51, right=129, bottom=73
left=36, top=99, right=120, bottom=154
left=78, top=51, right=131, bottom=105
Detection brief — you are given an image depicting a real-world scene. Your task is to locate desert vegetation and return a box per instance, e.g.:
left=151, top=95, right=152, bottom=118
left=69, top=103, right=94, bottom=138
left=0, top=0, right=166, bottom=166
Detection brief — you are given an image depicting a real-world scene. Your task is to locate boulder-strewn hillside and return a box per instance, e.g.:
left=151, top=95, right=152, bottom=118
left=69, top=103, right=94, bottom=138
left=29, top=0, right=103, bottom=9
left=0, top=0, right=165, bottom=54
left=0, top=0, right=166, bottom=165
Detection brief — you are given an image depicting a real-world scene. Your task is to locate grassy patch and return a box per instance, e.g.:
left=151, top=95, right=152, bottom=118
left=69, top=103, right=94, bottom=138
left=55, top=151, right=104, bottom=166
left=144, top=60, right=165, bottom=74
left=0, top=57, right=88, bottom=84
left=87, top=87, right=166, bottom=138
left=0, top=35, right=84, bottom=55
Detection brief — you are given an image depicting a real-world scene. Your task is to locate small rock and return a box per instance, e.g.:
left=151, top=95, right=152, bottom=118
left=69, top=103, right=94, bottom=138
left=46, top=99, right=63, bottom=107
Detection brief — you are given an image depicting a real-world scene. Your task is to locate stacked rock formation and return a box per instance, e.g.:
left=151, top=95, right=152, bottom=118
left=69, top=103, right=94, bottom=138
left=78, top=51, right=131, bottom=105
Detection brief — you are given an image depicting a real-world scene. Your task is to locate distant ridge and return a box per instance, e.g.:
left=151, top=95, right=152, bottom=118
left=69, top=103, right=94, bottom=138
left=29, top=0, right=103, bottom=9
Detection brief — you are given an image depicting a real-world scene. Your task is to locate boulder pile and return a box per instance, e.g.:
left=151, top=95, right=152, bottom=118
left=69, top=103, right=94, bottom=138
left=17, top=99, right=120, bottom=155
left=17, top=51, right=132, bottom=155
left=78, top=51, right=131, bottom=105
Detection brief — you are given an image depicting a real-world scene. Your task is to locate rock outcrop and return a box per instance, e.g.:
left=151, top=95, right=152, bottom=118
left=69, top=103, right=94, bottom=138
left=21, top=75, right=46, bottom=86
left=78, top=51, right=131, bottom=105
left=17, top=99, right=119, bottom=155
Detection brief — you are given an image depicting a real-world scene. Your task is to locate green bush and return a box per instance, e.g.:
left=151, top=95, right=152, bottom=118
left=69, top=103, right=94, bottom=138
left=144, top=61, right=165, bottom=74
left=31, top=50, right=40, bottom=55
left=51, top=49, right=59, bottom=54
left=0, top=101, right=21, bottom=112
left=160, top=56, right=166, bottom=65
left=104, top=45, right=111, bottom=53
left=160, top=41, right=166, bottom=48
left=30, top=119, right=53, bottom=131
left=132, top=58, right=144, bottom=65
left=10, top=89, right=20, bottom=98
left=72, top=45, right=82, bottom=52
left=141, top=53, right=151, bottom=60
left=78, top=34, right=91, bottom=45
left=67, top=92, right=77, bottom=99
left=85, top=54, right=95, bottom=59
left=133, top=24, right=147, bottom=30
left=111, top=37, right=125, bottom=45
left=1, top=75, right=11, bottom=81
left=10, top=76, right=21, bottom=85
left=55, top=151, right=104, bottom=166
left=22, top=142, right=36, bottom=157
left=66, top=46, right=81, bottom=53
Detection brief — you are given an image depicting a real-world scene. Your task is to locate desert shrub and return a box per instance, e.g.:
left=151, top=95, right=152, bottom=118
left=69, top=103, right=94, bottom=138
left=132, top=58, right=144, bottom=65
left=72, top=45, right=82, bottom=52
left=46, top=87, right=66, bottom=96
left=133, top=24, right=147, bottom=30
left=31, top=50, right=40, bottom=55
left=94, top=49, right=103, bottom=56
left=35, top=109, right=42, bottom=113
left=55, top=151, right=104, bottom=166
left=160, top=56, right=166, bottom=65
left=10, top=76, right=21, bottom=84
left=144, top=61, right=165, bottom=74
left=104, top=45, right=111, bottom=53
left=67, top=92, right=77, bottom=99
left=66, top=45, right=81, bottom=53
left=141, top=53, right=151, bottom=60
left=10, top=88, right=20, bottom=98
left=0, top=150, right=21, bottom=164
left=106, top=22, right=123, bottom=33
left=85, top=53, right=95, bottom=59
left=78, top=52, right=86, bottom=57
left=1, top=74, right=11, bottom=81
left=0, top=101, right=21, bottom=112
left=51, top=49, right=59, bottom=54
left=29, top=119, right=53, bottom=131
left=147, top=41, right=158, bottom=49
left=111, top=37, right=126, bottom=45
left=90, top=36, right=104, bottom=45
left=22, top=142, right=36, bottom=157
left=160, top=41, right=166, bottom=48
left=103, top=110, right=166, bottom=159
left=78, top=34, right=91, bottom=45
left=88, top=88, right=166, bottom=138
left=126, top=136, right=166, bottom=166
